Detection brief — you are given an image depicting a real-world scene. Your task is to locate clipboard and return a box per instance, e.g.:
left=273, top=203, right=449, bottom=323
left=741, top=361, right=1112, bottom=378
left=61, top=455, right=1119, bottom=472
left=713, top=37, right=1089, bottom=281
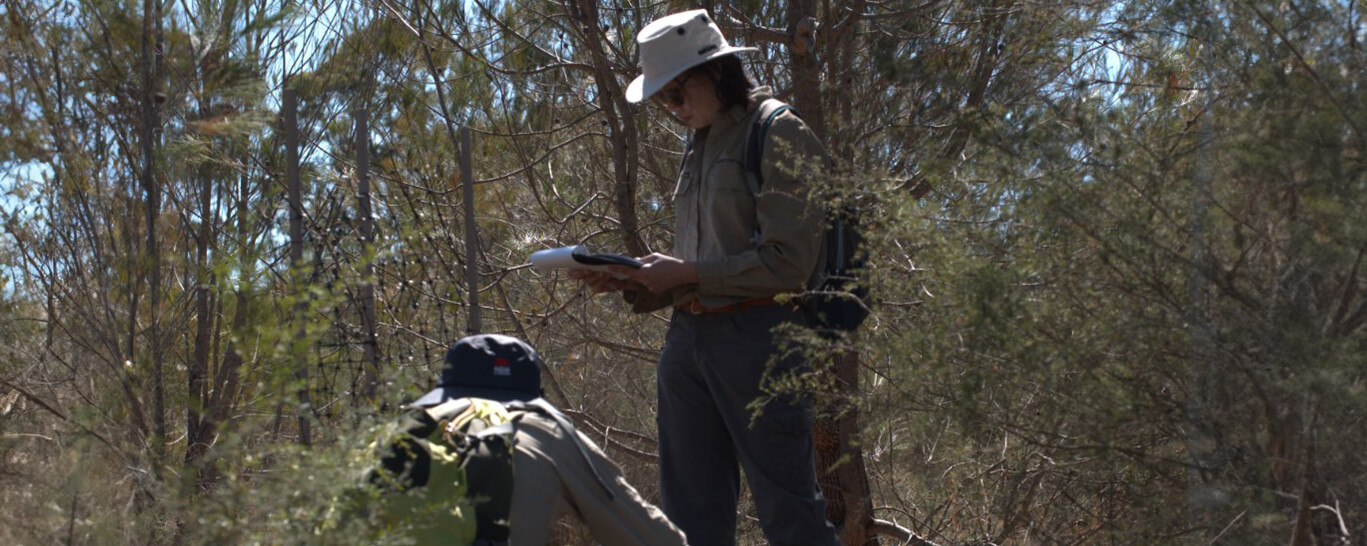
left=529, top=245, right=642, bottom=275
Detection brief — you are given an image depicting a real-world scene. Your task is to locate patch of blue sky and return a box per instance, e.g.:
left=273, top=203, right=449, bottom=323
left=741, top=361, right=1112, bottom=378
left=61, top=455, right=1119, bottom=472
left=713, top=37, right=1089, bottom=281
left=0, top=161, right=50, bottom=298
left=0, top=159, right=49, bottom=208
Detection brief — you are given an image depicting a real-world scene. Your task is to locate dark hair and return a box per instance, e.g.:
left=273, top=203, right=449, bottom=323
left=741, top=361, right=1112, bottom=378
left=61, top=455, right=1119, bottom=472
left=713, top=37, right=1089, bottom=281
left=684, top=54, right=755, bottom=110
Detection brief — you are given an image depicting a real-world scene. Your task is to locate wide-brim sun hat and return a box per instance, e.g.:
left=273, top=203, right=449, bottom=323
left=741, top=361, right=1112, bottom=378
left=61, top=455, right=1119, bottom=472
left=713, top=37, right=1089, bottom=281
left=411, top=334, right=544, bottom=406
left=625, top=9, right=758, bottom=103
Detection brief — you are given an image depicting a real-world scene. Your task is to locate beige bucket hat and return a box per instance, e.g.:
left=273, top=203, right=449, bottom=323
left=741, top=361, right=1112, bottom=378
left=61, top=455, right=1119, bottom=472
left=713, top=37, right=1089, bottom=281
left=625, top=9, right=758, bottom=103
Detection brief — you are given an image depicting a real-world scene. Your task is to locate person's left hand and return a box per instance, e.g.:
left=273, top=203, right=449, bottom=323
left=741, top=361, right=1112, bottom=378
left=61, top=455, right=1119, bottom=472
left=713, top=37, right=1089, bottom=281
left=623, top=253, right=699, bottom=294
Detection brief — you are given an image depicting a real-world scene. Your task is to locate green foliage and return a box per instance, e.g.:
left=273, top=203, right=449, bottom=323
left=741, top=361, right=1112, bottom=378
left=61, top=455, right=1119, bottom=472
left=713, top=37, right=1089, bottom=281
left=173, top=412, right=476, bottom=545
left=845, top=1, right=1367, bottom=542
left=3, top=0, right=1366, bottom=544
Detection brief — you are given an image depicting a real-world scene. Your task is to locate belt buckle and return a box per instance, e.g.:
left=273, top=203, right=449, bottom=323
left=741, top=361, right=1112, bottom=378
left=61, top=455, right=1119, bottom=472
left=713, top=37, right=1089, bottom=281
left=680, top=300, right=717, bottom=315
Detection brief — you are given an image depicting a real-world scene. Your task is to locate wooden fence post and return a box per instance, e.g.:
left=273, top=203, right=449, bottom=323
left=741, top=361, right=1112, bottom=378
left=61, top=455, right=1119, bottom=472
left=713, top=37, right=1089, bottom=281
left=284, top=88, right=312, bottom=446
left=355, top=106, right=380, bottom=400
left=460, top=126, right=480, bottom=334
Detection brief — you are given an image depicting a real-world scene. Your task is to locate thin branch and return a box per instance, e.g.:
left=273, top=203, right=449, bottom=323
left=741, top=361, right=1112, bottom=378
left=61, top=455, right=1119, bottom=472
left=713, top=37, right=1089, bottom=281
left=471, top=131, right=607, bottom=184
left=1326, top=244, right=1365, bottom=336
left=1245, top=2, right=1365, bottom=145
left=560, top=409, right=661, bottom=464
left=1209, top=510, right=1246, bottom=543
left=718, top=8, right=789, bottom=45
left=865, top=516, right=941, bottom=546
left=0, top=376, right=122, bottom=456
left=1310, top=502, right=1351, bottom=539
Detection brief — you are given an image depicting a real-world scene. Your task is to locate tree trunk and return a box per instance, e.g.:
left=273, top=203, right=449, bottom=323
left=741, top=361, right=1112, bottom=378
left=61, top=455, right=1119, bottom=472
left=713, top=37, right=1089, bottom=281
left=140, top=0, right=167, bottom=461
left=205, top=172, right=252, bottom=456
left=185, top=156, right=216, bottom=487
left=568, top=0, right=645, bottom=257
left=785, top=1, right=875, bottom=541
left=355, top=106, right=381, bottom=399
left=284, top=88, right=312, bottom=447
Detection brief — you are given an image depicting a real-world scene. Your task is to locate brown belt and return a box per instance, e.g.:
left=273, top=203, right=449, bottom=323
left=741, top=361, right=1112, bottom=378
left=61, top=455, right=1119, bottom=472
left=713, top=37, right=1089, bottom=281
left=676, top=296, right=784, bottom=315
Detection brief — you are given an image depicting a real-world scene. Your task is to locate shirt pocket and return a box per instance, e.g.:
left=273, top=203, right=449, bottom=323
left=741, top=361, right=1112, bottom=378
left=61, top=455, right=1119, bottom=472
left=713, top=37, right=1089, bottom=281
left=706, top=158, right=754, bottom=200
left=704, top=158, right=759, bottom=241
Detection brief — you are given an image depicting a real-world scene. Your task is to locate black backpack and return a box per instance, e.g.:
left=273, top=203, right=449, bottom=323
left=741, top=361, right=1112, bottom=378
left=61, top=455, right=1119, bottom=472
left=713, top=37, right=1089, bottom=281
left=744, top=100, right=870, bottom=336
left=369, top=399, right=519, bottom=544
left=367, top=398, right=616, bottom=544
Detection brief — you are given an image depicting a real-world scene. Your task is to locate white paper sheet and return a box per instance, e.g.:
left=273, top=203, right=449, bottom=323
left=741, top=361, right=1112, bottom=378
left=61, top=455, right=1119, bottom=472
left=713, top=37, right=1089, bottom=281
left=529, top=245, right=641, bottom=276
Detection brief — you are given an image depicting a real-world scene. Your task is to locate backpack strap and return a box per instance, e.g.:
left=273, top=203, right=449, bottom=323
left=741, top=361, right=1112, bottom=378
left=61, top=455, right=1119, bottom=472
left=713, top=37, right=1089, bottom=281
left=743, top=98, right=796, bottom=195
left=744, top=99, right=832, bottom=289
left=434, top=398, right=510, bottom=437
left=426, top=398, right=518, bottom=542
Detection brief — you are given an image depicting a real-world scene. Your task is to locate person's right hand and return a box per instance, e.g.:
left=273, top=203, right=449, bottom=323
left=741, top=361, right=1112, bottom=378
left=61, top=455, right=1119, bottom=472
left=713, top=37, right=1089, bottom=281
left=569, top=269, right=638, bottom=294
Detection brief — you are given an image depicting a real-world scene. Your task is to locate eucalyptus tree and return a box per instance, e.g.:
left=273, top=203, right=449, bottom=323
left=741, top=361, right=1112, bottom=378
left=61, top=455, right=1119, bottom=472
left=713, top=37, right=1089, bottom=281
left=0, top=0, right=352, bottom=540
left=867, top=0, right=1366, bottom=543
left=2, top=0, right=180, bottom=508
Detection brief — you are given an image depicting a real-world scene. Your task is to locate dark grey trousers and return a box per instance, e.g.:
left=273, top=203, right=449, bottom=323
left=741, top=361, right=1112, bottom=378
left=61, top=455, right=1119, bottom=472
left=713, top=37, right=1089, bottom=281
left=657, top=304, right=838, bottom=546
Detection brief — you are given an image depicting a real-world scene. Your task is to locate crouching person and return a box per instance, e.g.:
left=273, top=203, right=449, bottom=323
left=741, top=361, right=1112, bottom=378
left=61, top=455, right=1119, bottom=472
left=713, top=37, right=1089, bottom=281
left=365, top=333, right=687, bottom=546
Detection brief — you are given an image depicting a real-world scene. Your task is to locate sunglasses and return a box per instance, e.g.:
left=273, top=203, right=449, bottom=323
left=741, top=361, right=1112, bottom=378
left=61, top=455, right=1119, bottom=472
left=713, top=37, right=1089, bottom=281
left=653, top=73, right=693, bottom=108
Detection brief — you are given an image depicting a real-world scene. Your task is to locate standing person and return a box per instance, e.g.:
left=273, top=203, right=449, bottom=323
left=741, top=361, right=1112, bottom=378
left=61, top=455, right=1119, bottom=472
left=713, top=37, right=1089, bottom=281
left=365, top=334, right=688, bottom=546
left=571, top=9, right=839, bottom=546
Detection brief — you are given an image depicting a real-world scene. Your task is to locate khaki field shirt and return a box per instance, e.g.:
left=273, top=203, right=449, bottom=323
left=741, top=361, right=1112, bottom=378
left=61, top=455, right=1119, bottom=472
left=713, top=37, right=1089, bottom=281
left=629, top=89, right=829, bottom=312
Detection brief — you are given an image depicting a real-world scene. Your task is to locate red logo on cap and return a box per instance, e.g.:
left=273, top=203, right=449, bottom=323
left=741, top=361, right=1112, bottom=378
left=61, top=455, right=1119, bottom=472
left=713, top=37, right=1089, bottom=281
left=493, top=356, right=512, bottom=376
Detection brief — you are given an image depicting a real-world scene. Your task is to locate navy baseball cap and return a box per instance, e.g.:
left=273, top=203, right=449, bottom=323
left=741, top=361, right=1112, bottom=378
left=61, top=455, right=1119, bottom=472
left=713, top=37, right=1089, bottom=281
left=411, top=334, right=543, bottom=406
